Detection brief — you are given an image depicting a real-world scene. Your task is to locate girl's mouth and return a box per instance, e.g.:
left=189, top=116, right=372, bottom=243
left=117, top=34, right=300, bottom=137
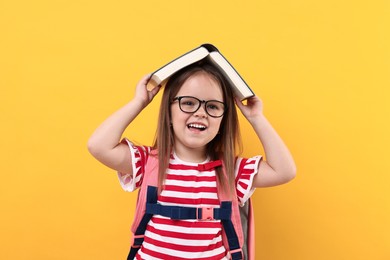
left=187, top=123, right=207, bottom=131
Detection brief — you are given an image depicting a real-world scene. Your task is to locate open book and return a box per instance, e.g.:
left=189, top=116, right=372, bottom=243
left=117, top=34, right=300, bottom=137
left=146, top=44, right=254, bottom=101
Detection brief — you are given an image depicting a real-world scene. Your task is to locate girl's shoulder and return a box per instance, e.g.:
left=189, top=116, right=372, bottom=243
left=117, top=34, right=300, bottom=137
left=234, top=155, right=262, bottom=177
left=234, top=155, right=262, bottom=205
left=123, top=139, right=152, bottom=152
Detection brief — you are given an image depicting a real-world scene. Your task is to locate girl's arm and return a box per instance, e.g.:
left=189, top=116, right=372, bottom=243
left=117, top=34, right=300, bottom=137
left=235, top=96, right=296, bottom=188
left=87, top=75, right=161, bottom=175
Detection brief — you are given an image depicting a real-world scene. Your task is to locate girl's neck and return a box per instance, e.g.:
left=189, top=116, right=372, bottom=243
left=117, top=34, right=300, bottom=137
left=173, top=146, right=207, bottom=163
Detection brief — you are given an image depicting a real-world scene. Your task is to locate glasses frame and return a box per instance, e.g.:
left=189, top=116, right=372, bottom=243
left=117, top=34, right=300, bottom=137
left=172, top=96, right=227, bottom=118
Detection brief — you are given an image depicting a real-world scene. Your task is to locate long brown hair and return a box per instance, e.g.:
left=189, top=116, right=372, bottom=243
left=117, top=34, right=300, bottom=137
left=152, top=62, right=242, bottom=195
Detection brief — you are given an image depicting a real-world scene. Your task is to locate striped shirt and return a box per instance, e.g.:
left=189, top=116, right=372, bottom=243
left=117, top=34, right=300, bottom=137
left=118, top=140, right=261, bottom=260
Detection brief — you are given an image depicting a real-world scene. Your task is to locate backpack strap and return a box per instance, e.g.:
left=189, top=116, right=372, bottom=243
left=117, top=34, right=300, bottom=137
left=217, top=163, right=245, bottom=260
left=145, top=201, right=232, bottom=220
left=127, top=186, right=158, bottom=259
left=128, top=154, right=246, bottom=260
left=127, top=153, right=159, bottom=260
left=247, top=198, right=255, bottom=260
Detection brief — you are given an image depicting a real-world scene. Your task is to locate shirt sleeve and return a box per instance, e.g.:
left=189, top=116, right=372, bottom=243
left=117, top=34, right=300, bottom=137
left=117, top=138, right=151, bottom=192
left=235, top=155, right=262, bottom=206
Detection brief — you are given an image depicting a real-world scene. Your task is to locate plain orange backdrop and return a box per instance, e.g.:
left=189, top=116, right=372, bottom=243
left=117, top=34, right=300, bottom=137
left=0, top=0, right=389, bottom=259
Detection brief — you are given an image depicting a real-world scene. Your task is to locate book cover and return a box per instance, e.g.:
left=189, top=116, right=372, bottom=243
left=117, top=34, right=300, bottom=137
left=146, top=44, right=254, bottom=101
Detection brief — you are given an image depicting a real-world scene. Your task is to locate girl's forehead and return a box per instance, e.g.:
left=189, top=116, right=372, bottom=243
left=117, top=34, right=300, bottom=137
left=177, top=73, right=224, bottom=99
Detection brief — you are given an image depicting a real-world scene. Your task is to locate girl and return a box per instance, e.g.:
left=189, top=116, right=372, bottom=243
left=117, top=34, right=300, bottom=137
left=88, top=62, right=296, bottom=259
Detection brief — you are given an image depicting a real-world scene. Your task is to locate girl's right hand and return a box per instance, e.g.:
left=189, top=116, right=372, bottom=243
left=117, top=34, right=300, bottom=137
left=134, top=74, right=161, bottom=108
left=88, top=74, right=162, bottom=175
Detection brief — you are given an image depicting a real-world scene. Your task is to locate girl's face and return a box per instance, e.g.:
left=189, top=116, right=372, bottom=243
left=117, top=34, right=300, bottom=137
left=170, top=72, right=224, bottom=161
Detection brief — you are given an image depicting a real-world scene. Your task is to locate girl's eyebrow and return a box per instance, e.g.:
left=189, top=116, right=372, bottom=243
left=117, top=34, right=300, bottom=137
left=178, top=95, right=224, bottom=102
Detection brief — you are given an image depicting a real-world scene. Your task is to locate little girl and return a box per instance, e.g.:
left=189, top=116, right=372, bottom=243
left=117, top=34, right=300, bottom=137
left=88, top=62, right=296, bottom=259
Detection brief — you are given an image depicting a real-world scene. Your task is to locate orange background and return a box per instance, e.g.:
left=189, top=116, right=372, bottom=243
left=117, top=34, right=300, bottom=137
left=1, top=0, right=389, bottom=259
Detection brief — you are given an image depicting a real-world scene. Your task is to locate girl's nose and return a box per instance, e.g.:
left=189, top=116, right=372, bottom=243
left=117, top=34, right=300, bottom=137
left=193, top=104, right=208, bottom=118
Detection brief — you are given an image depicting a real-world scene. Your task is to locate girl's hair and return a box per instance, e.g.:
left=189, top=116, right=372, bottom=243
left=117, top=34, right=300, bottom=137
left=152, top=61, right=242, bottom=195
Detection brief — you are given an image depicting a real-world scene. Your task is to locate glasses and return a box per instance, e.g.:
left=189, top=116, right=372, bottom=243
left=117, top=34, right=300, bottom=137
left=172, top=96, right=227, bottom=118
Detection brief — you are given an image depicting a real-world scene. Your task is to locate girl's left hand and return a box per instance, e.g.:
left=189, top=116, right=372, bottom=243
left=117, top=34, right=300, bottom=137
left=234, top=95, right=264, bottom=121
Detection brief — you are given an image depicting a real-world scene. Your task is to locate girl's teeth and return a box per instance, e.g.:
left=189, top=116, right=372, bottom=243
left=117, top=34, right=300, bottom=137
left=188, top=124, right=206, bottom=129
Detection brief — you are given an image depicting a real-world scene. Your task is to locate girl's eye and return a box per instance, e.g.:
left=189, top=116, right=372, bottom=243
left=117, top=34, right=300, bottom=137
left=207, top=102, right=223, bottom=110
left=207, top=104, right=219, bottom=110
left=182, top=101, right=195, bottom=106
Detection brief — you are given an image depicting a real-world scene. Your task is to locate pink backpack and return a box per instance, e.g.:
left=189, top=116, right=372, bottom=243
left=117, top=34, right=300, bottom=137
left=127, top=153, right=255, bottom=260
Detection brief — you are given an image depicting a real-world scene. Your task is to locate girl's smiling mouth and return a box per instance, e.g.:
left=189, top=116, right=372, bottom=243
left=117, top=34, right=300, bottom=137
left=187, top=123, right=207, bottom=131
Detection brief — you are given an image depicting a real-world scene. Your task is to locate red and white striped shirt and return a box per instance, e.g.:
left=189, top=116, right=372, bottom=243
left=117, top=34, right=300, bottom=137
left=118, top=140, right=261, bottom=260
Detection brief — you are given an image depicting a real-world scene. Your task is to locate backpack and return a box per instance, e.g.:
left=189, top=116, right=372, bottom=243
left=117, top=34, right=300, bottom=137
left=126, top=152, right=255, bottom=260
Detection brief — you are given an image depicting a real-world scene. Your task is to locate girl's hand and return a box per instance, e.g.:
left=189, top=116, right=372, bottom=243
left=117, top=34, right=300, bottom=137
left=234, top=95, right=264, bottom=121
left=133, top=74, right=161, bottom=108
